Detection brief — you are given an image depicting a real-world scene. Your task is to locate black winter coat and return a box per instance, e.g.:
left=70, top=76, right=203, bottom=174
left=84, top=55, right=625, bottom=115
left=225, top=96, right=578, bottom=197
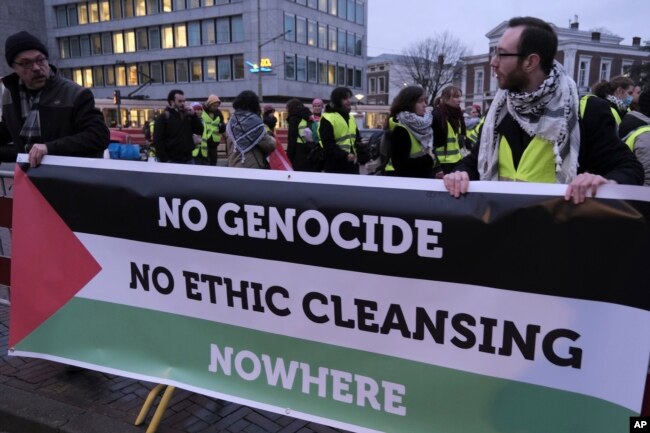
left=153, top=106, right=203, bottom=163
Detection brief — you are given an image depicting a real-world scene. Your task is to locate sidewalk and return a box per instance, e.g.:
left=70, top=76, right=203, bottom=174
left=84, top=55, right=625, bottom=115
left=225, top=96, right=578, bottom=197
left=0, top=302, right=350, bottom=433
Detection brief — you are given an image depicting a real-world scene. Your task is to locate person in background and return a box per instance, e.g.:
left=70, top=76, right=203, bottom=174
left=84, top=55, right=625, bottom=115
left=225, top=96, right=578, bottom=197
left=630, top=85, right=642, bottom=112
left=465, top=104, right=485, bottom=150
left=318, top=87, right=361, bottom=174
left=591, top=75, right=635, bottom=125
left=286, top=98, right=320, bottom=172
left=311, top=98, right=324, bottom=122
left=432, top=86, right=467, bottom=174
left=226, top=90, right=275, bottom=169
left=465, top=104, right=483, bottom=129
left=620, top=90, right=650, bottom=185
left=194, top=94, right=225, bottom=166
left=0, top=31, right=109, bottom=166
left=262, top=105, right=277, bottom=136
left=153, top=89, right=203, bottom=164
left=383, top=85, right=437, bottom=178
left=443, top=17, right=642, bottom=203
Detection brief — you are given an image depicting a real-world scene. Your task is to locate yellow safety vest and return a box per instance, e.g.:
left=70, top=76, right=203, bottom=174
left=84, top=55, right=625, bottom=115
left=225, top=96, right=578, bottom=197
left=297, top=119, right=308, bottom=144
left=624, top=125, right=650, bottom=151
left=193, top=111, right=222, bottom=157
left=385, top=117, right=427, bottom=172
left=579, top=94, right=621, bottom=125
left=320, top=112, right=357, bottom=154
left=435, top=121, right=462, bottom=164
left=498, top=135, right=557, bottom=182
left=466, top=117, right=485, bottom=148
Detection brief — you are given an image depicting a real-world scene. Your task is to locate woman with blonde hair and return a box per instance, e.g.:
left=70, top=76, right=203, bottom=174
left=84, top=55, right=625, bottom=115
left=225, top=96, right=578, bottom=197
left=432, top=86, right=466, bottom=174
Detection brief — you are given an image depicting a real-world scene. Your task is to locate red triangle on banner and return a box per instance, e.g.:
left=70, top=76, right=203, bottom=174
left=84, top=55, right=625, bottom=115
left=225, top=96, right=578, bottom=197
left=9, top=165, right=102, bottom=347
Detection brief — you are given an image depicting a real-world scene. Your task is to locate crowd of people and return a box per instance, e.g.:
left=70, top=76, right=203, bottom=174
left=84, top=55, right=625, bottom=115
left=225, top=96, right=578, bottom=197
left=2, top=22, right=649, bottom=203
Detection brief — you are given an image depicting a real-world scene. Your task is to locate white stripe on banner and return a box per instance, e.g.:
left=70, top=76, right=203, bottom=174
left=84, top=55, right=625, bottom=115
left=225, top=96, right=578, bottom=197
left=76, top=233, right=650, bottom=412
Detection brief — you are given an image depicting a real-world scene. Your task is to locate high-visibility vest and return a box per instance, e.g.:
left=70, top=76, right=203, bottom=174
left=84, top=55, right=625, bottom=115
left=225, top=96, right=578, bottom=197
left=319, top=112, right=357, bottom=154
left=435, top=121, right=462, bottom=164
left=297, top=119, right=308, bottom=144
left=385, top=117, right=428, bottom=172
left=579, top=94, right=622, bottom=125
left=498, top=135, right=557, bottom=182
left=624, top=125, right=650, bottom=151
left=466, top=117, right=485, bottom=148
left=193, top=111, right=222, bottom=157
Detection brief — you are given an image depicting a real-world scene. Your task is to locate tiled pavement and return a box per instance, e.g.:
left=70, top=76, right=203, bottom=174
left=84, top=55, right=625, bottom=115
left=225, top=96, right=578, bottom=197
left=0, top=303, right=352, bottom=433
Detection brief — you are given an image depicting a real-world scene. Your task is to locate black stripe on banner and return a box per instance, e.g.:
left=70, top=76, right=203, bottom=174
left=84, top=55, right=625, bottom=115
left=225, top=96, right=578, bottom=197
left=27, top=163, right=650, bottom=311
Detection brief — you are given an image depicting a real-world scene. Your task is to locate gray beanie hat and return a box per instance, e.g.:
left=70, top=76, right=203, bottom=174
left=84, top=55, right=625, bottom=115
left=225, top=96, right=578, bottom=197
left=5, top=31, right=49, bottom=66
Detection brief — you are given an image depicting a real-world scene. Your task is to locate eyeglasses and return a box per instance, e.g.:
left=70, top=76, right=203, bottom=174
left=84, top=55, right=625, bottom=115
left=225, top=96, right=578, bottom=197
left=13, top=56, right=48, bottom=69
left=490, top=49, right=526, bottom=60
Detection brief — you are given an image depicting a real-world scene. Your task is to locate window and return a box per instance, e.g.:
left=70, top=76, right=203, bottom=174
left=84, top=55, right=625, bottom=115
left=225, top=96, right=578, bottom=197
left=232, top=16, right=244, bottom=42
left=175, top=23, right=187, bottom=47
left=355, top=34, right=362, bottom=56
left=188, top=22, right=201, bottom=46
left=110, top=0, right=121, bottom=18
left=346, top=0, right=354, bottom=21
left=113, top=32, right=124, bottom=53
left=138, top=63, right=150, bottom=83
left=354, top=68, right=361, bottom=88
left=297, top=56, right=307, bottom=81
left=128, top=64, right=138, bottom=85
left=188, top=0, right=200, bottom=8
left=308, top=58, right=317, bottom=82
left=80, top=36, right=91, bottom=56
left=78, top=3, right=89, bottom=24
left=577, top=57, right=591, bottom=88
left=328, top=26, right=336, bottom=51
left=150, top=62, right=162, bottom=83
left=218, top=56, right=231, bottom=80
left=355, top=0, right=363, bottom=24
left=474, top=69, right=484, bottom=95
left=124, top=30, right=136, bottom=52
left=174, top=0, right=185, bottom=10
left=92, top=34, right=103, bottom=54
left=329, top=0, right=336, bottom=14
left=67, top=4, right=79, bottom=26
left=308, top=0, right=317, bottom=7
left=337, top=0, right=345, bottom=18
left=84, top=68, right=93, bottom=88
left=369, top=77, right=376, bottom=94
left=162, top=0, right=172, bottom=11
left=216, top=17, right=230, bottom=43
left=296, top=0, right=306, bottom=5
left=346, top=32, right=354, bottom=55
left=136, top=0, right=146, bottom=15
left=319, top=60, right=327, bottom=83
left=89, top=2, right=100, bottom=22
left=285, top=53, right=295, bottom=79
left=190, top=59, right=202, bottom=81
left=284, top=14, right=295, bottom=42
left=116, top=65, right=127, bottom=86
left=337, top=29, right=346, bottom=53
left=307, top=20, right=317, bottom=46
left=70, top=37, right=81, bottom=57
left=378, top=76, right=385, bottom=93
left=328, top=63, right=336, bottom=85
left=318, top=0, right=327, bottom=11
left=162, top=25, right=174, bottom=48
left=233, top=54, right=244, bottom=79
left=600, top=59, right=612, bottom=81
left=93, top=66, right=105, bottom=87
left=337, top=65, right=345, bottom=85
left=202, top=20, right=216, bottom=44
left=136, top=28, right=148, bottom=50
left=102, top=32, right=113, bottom=53
left=176, top=60, right=189, bottom=82
left=622, top=60, right=634, bottom=75
left=318, top=23, right=327, bottom=49
left=148, top=27, right=161, bottom=49
left=147, top=0, right=159, bottom=13
left=123, top=0, right=134, bottom=17
left=346, top=66, right=353, bottom=86
left=56, top=6, right=67, bottom=27
left=164, top=61, right=175, bottom=82
left=204, top=0, right=214, bottom=5
left=105, top=66, right=116, bottom=86
left=296, top=17, right=307, bottom=44
left=100, top=0, right=110, bottom=20
left=204, top=58, right=216, bottom=81
left=73, top=69, right=83, bottom=86
left=59, top=39, right=70, bottom=59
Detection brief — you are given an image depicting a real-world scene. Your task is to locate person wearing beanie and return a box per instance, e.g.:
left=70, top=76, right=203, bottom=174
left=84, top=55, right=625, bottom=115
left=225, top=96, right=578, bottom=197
left=620, top=90, right=650, bottom=185
left=194, top=94, right=226, bottom=166
left=0, top=31, right=109, bottom=166
left=262, top=105, right=277, bottom=135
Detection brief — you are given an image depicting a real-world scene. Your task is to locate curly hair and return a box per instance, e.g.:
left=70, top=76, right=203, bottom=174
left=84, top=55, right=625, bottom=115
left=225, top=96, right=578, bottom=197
left=232, top=90, right=261, bottom=115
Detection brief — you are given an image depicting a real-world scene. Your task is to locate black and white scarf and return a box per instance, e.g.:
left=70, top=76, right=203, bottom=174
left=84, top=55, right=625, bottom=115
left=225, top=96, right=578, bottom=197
left=226, top=110, right=266, bottom=163
left=18, top=87, right=42, bottom=149
left=396, top=111, right=434, bottom=150
left=478, top=61, right=580, bottom=183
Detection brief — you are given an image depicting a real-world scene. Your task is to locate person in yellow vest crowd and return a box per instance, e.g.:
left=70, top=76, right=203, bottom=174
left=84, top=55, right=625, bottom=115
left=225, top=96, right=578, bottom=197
left=443, top=17, right=642, bottom=203
left=193, top=94, right=225, bottom=166
left=286, top=98, right=321, bottom=171
left=620, top=90, right=650, bottom=185
left=318, top=87, right=361, bottom=174
left=591, top=75, right=635, bottom=125
left=432, top=86, right=467, bottom=174
left=465, top=104, right=484, bottom=150
left=383, top=85, right=437, bottom=178
left=310, top=98, right=324, bottom=145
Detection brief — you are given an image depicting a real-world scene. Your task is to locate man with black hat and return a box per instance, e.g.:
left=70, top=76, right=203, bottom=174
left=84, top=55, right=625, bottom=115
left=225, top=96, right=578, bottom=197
left=0, top=31, right=109, bottom=167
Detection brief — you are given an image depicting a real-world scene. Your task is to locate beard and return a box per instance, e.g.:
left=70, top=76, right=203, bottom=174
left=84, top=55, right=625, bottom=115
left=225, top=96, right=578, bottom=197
left=498, top=63, right=529, bottom=92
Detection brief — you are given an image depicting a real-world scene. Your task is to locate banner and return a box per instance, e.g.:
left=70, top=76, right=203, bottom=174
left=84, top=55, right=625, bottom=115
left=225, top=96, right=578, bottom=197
left=8, top=155, right=650, bottom=433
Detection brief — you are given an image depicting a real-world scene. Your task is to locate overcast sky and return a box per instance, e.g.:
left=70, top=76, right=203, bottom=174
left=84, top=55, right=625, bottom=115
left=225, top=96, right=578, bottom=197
left=367, top=0, right=649, bottom=57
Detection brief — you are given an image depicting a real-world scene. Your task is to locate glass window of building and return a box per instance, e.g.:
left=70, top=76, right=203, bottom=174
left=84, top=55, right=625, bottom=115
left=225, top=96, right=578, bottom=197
left=164, top=61, right=175, bottom=83
left=337, top=0, right=345, bottom=18
left=136, top=0, right=146, bottom=15
left=216, top=17, right=230, bottom=43
left=337, top=65, right=345, bottom=84
left=174, top=0, right=185, bottom=10
left=190, top=59, right=202, bottom=81
left=188, top=0, right=200, bottom=8
left=146, top=0, right=159, bottom=13
left=67, top=4, right=79, bottom=26
left=136, top=28, right=148, bottom=50
left=110, top=0, right=121, bottom=18
left=296, top=17, right=307, bottom=44
left=162, top=0, right=172, bottom=12
left=84, top=68, right=93, bottom=88
left=218, top=56, right=231, bottom=80
left=296, top=0, right=306, bottom=5
left=233, top=55, right=244, bottom=79
left=93, top=66, right=105, bottom=87
left=319, top=60, right=327, bottom=83
left=128, top=65, right=138, bottom=85
left=346, top=32, right=354, bottom=55
left=204, top=58, right=217, bottom=81
left=308, top=0, right=317, bottom=7
left=204, top=0, right=214, bottom=5
left=285, top=54, right=295, bottom=80
left=297, top=56, right=307, bottom=81
left=329, top=0, right=336, bottom=15
left=232, top=16, right=244, bottom=42
left=284, top=14, right=296, bottom=42
left=124, top=30, right=136, bottom=52
left=100, top=0, right=110, bottom=20
left=138, top=63, right=150, bottom=82
left=150, top=62, right=162, bottom=83
left=70, top=37, right=81, bottom=57
left=73, top=69, right=83, bottom=86
left=56, top=6, right=67, bottom=27
left=102, top=32, right=113, bottom=53
left=89, top=2, right=100, bottom=23
left=188, top=22, right=201, bottom=46
left=337, top=29, right=346, bottom=53
left=216, top=0, right=229, bottom=4
left=328, top=63, right=336, bottom=85
left=116, top=65, right=127, bottom=86
left=59, top=39, right=70, bottom=59
left=202, top=20, right=216, bottom=44
left=123, top=0, right=135, bottom=17
left=355, top=0, right=363, bottom=24
left=318, top=23, right=327, bottom=49
left=80, top=35, right=91, bottom=57
left=307, top=20, right=317, bottom=46
left=308, top=59, right=317, bottom=82
left=346, top=67, right=353, bottom=86
left=176, top=60, right=189, bottom=82
left=318, top=0, right=326, bottom=11
left=175, top=23, right=187, bottom=47
left=113, top=32, right=125, bottom=53
left=92, top=34, right=102, bottom=54
left=328, top=26, right=336, bottom=51
left=378, top=76, right=385, bottom=92
left=148, top=27, right=161, bottom=49
left=78, top=3, right=89, bottom=25
left=105, top=66, right=116, bottom=86
left=355, top=34, right=362, bottom=56
left=354, top=68, right=361, bottom=88
left=162, top=25, right=174, bottom=48
left=346, top=0, right=355, bottom=22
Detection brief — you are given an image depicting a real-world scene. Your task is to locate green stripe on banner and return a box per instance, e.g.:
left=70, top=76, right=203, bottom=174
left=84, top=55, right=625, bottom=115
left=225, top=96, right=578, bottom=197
left=17, top=298, right=635, bottom=433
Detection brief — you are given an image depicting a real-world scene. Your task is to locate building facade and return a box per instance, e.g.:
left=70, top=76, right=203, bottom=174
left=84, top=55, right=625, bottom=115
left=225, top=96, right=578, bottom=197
left=1, top=0, right=367, bottom=103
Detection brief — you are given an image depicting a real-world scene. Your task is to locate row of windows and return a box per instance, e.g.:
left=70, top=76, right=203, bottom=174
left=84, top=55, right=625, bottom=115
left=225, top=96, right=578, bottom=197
left=577, top=57, right=634, bottom=88
left=284, top=53, right=362, bottom=89
left=59, top=54, right=245, bottom=88
left=367, top=76, right=386, bottom=94
left=284, top=13, right=362, bottom=56
left=58, top=15, right=244, bottom=58
left=55, top=0, right=239, bottom=27
left=289, top=0, right=364, bottom=25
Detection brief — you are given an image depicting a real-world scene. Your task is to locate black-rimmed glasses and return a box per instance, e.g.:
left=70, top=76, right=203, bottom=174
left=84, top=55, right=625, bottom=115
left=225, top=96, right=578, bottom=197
left=13, top=56, right=48, bottom=70
left=490, top=48, right=526, bottom=60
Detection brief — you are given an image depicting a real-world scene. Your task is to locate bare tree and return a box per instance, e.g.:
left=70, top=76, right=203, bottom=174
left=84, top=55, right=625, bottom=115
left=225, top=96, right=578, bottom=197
left=396, top=32, right=469, bottom=105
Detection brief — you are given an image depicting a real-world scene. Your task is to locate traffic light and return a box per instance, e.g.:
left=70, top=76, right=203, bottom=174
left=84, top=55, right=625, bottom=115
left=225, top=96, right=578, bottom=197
left=113, top=89, right=121, bottom=105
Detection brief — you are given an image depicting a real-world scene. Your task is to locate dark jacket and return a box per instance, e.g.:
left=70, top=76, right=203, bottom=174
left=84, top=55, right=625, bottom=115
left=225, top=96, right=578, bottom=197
left=455, top=96, right=643, bottom=185
left=390, top=120, right=436, bottom=178
left=286, top=106, right=319, bottom=172
left=318, top=105, right=360, bottom=174
left=619, top=110, right=649, bottom=139
left=153, top=106, right=203, bottom=163
left=0, top=65, right=109, bottom=161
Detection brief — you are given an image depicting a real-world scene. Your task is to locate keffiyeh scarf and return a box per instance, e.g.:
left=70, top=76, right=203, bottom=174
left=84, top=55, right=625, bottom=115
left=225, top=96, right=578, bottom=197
left=18, top=87, right=42, bottom=149
left=226, top=110, right=266, bottom=163
left=478, top=61, right=580, bottom=183
left=396, top=110, right=434, bottom=150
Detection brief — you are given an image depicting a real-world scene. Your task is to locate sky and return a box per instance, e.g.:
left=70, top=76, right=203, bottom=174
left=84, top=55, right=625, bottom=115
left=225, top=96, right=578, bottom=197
left=367, top=0, right=650, bottom=57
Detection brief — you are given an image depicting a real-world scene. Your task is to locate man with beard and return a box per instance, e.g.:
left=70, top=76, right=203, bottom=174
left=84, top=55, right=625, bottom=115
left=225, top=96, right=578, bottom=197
left=443, top=17, right=642, bottom=203
left=0, top=31, right=109, bottom=167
